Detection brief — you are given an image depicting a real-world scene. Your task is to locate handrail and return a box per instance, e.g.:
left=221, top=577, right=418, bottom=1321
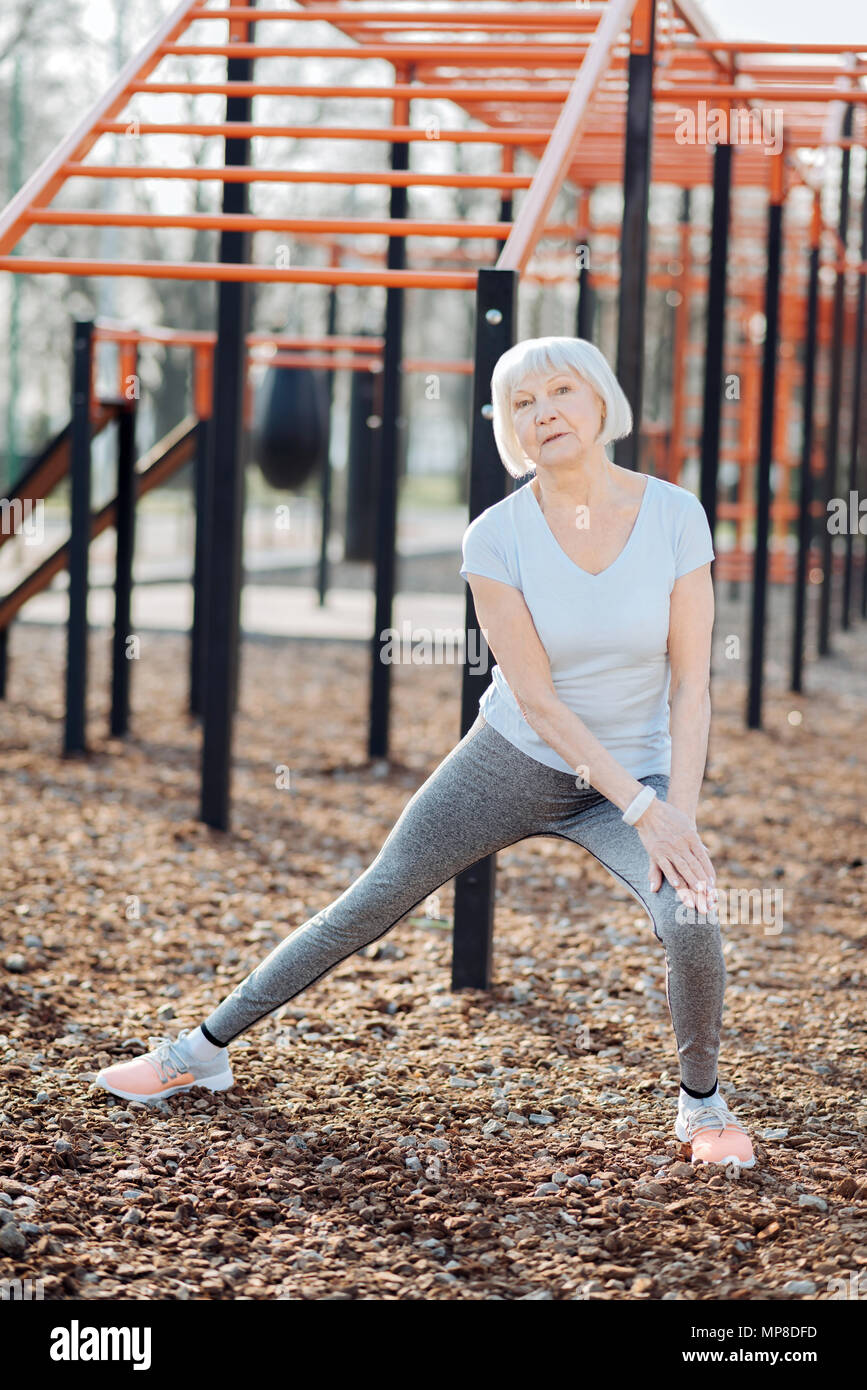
left=0, top=259, right=479, bottom=288
left=0, top=402, right=121, bottom=552
left=498, top=0, right=638, bottom=275
left=0, top=0, right=199, bottom=256
left=0, top=416, right=198, bottom=631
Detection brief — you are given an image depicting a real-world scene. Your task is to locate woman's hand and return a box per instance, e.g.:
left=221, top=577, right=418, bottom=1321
left=633, top=798, right=718, bottom=914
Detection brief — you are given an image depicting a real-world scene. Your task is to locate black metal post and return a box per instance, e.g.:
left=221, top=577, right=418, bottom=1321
left=451, top=267, right=518, bottom=992
left=842, top=155, right=867, bottom=631
left=368, top=124, right=407, bottom=759
left=614, top=4, right=656, bottom=472
left=700, top=140, right=732, bottom=543
left=747, top=167, right=784, bottom=730
left=0, top=629, right=7, bottom=700
left=199, top=24, right=254, bottom=829
left=317, top=285, right=338, bottom=606
left=190, top=414, right=211, bottom=716
left=576, top=190, right=594, bottom=341
left=64, top=319, right=94, bottom=756
left=818, top=103, right=853, bottom=656
left=791, top=203, right=821, bottom=695
left=109, top=400, right=137, bottom=736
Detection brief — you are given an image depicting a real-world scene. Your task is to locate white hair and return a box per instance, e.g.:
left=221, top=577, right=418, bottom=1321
left=490, top=336, right=633, bottom=479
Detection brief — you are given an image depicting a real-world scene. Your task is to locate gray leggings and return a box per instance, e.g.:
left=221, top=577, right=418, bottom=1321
left=201, top=713, right=725, bottom=1093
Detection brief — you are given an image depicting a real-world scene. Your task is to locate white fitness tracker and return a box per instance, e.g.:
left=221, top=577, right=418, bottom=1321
left=622, top=784, right=657, bottom=825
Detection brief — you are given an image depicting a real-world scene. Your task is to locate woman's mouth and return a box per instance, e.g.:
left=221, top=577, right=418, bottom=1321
left=542, top=432, right=567, bottom=445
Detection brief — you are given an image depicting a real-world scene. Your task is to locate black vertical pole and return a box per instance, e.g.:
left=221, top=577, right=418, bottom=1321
left=317, top=285, right=338, bottom=606
left=841, top=157, right=867, bottom=632
left=64, top=318, right=93, bottom=756
left=0, top=629, right=7, bottom=700
left=614, top=1, right=655, bottom=473
left=576, top=190, right=594, bottom=341
left=451, top=267, right=518, bottom=992
left=368, top=77, right=410, bottom=760
left=200, top=16, right=254, bottom=829
left=577, top=259, right=594, bottom=340
left=110, top=399, right=137, bottom=736
left=747, top=159, right=784, bottom=730
left=700, top=138, right=732, bottom=543
left=818, top=104, right=853, bottom=656
left=791, top=196, right=821, bottom=695
left=190, top=412, right=211, bottom=716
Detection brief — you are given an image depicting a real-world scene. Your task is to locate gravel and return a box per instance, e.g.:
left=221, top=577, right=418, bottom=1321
left=0, top=618, right=864, bottom=1300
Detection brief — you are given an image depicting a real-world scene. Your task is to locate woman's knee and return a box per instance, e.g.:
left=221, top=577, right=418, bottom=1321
left=650, top=888, right=725, bottom=962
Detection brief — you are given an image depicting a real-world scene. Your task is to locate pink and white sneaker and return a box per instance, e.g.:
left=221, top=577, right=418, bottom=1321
left=94, top=1028, right=234, bottom=1103
left=674, top=1091, right=755, bottom=1168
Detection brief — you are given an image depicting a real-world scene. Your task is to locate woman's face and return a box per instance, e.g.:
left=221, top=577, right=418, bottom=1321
left=510, top=369, right=605, bottom=469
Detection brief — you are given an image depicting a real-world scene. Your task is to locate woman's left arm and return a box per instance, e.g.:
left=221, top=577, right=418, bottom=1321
left=666, top=562, right=715, bottom=824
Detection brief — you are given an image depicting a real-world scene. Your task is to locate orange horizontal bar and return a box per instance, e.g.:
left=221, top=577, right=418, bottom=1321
left=249, top=334, right=383, bottom=352
left=735, top=64, right=867, bottom=79
left=0, top=256, right=477, bottom=288
left=28, top=210, right=512, bottom=239
left=681, top=40, right=867, bottom=53
left=162, top=42, right=595, bottom=64
left=188, top=6, right=602, bottom=29
left=95, top=325, right=386, bottom=351
left=130, top=81, right=576, bottom=102
left=653, top=85, right=867, bottom=101
left=264, top=352, right=473, bottom=373
left=266, top=352, right=381, bottom=371
left=94, top=121, right=552, bottom=143
left=404, top=357, right=474, bottom=375
left=63, top=163, right=535, bottom=189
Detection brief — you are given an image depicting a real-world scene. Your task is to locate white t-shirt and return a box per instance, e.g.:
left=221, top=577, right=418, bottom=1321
left=459, top=473, right=715, bottom=778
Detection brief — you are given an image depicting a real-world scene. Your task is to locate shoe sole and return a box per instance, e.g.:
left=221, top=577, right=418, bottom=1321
left=674, top=1118, right=756, bottom=1168
left=95, top=1070, right=234, bottom=1103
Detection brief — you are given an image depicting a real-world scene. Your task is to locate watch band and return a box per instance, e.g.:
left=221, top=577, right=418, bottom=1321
left=622, top=784, right=657, bottom=826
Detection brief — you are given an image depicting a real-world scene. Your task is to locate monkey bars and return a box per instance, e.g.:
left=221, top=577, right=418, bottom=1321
left=0, top=1, right=865, bottom=983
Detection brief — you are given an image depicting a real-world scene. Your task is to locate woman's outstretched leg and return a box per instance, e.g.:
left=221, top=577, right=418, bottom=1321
left=93, top=715, right=554, bottom=1102
left=199, top=715, right=542, bottom=1046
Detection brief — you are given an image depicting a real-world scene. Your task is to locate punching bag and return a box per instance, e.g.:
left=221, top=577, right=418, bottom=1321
left=344, top=364, right=382, bottom=562
left=251, top=365, right=330, bottom=490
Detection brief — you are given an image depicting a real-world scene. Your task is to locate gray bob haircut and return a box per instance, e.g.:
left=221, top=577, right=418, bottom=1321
left=490, top=336, right=633, bottom=479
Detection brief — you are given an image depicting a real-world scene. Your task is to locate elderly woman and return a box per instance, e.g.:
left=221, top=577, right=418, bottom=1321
left=95, top=335, right=753, bottom=1170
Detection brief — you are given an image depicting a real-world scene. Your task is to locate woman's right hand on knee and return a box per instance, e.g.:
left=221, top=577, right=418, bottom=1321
left=634, top=800, right=717, bottom=912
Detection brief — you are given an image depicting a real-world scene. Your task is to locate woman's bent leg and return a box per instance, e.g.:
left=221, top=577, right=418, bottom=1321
left=553, top=774, right=725, bottom=1095
left=202, top=716, right=551, bottom=1046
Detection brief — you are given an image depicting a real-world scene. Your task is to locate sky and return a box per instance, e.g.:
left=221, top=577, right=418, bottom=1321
left=695, top=0, right=864, bottom=42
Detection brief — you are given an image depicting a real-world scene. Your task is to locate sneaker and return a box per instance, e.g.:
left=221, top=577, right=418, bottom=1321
left=674, top=1092, right=755, bottom=1168
left=93, top=1028, right=234, bottom=1104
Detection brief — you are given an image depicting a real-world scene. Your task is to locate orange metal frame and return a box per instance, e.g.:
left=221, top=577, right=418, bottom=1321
left=0, top=0, right=865, bottom=591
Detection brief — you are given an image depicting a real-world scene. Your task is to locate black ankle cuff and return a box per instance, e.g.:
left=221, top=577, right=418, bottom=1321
left=680, top=1078, right=718, bottom=1100
left=200, top=1021, right=225, bottom=1048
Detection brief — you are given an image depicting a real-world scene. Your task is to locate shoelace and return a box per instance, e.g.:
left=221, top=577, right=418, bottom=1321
left=683, top=1101, right=749, bottom=1140
left=145, top=1036, right=193, bottom=1086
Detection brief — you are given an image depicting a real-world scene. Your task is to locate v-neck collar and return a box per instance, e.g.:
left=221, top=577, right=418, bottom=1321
left=524, top=473, right=653, bottom=580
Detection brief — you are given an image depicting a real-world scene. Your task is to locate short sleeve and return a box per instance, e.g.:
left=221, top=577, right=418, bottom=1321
left=674, top=496, right=715, bottom=579
left=459, top=514, right=520, bottom=588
